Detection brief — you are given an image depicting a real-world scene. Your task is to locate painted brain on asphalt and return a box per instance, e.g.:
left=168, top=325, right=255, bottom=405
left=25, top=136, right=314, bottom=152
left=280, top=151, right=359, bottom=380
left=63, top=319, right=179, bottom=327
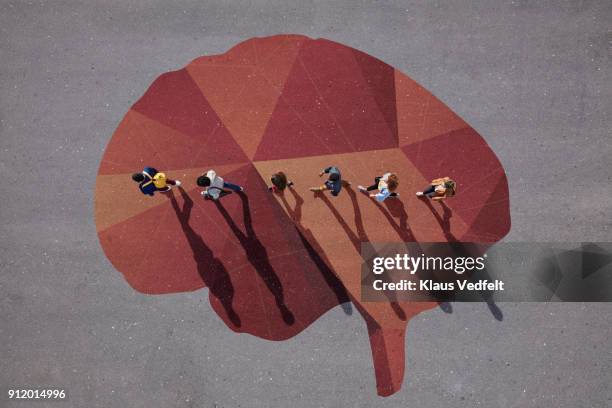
left=95, top=35, right=510, bottom=396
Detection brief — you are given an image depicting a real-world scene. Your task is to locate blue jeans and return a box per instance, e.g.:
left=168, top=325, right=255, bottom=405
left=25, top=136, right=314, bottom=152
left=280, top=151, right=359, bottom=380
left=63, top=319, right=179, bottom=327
left=223, top=181, right=242, bottom=192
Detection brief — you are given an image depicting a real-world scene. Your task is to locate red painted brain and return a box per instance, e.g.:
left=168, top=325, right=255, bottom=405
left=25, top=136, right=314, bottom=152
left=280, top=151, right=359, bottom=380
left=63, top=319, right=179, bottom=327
left=95, top=35, right=510, bottom=396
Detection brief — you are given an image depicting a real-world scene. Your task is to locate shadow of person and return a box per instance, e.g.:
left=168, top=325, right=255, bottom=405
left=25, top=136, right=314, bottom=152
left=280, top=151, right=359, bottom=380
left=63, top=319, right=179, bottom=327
left=278, top=187, right=352, bottom=315
left=419, top=198, right=503, bottom=321
left=279, top=187, right=303, bottom=223
left=315, top=186, right=407, bottom=321
left=374, top=198, right=416, bottom=242
left=214, top=192, right=295, bottom=326
left=420, top=199, right=455, bottom=241
left=381, top=198, right=456, bottom=313
left=367, top=197, right=457, bottom=313
left=169, top=187, right=241, bottom=327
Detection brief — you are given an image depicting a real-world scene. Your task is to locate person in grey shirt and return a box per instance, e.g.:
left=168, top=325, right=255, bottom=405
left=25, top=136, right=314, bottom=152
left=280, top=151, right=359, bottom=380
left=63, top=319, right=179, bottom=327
left=197, top=169, right=244, bottom=200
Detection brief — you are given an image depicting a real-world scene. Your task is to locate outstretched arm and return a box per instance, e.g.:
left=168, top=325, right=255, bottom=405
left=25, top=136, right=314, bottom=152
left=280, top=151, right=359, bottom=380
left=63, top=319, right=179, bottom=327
left=320, top=166, right=332, bottom=177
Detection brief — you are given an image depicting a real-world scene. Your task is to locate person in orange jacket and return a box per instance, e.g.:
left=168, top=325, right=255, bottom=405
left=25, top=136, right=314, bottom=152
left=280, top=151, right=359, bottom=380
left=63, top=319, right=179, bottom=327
left=416, top=177, right=456, bottom=201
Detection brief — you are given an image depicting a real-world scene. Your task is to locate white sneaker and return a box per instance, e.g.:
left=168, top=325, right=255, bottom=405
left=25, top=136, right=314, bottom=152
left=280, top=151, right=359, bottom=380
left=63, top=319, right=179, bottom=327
left=239, top=186, right=244, bottom=192
left=416, top=192, right=423, bottom=197
left=358, top=185, right=367, bottom=193
left=201, top=191, right=206, bottom=196
left=174, top=180, right=181, bottom=186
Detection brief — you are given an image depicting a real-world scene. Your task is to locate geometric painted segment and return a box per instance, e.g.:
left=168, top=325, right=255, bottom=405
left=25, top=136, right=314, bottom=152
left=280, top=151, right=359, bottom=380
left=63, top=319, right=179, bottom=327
left=130, top=68, right=249, bottom=167
left=401, top=127, right=510, bottom=240
left=395, top=70, right=468, bottom=146
left=187, top=35, right=305, bottom=159
left=254, top=39, right=398, bottom=160
left=351, top=48, right=399, bottom=145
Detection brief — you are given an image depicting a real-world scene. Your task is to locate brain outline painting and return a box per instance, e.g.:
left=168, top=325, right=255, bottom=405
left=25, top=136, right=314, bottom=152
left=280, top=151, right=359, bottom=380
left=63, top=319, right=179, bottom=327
left=95, top=34, right=510, bottom=396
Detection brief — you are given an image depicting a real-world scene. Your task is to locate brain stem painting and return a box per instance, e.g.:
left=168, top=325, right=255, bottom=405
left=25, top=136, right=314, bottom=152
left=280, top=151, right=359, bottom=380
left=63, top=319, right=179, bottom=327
left=95, top=34, right=510, bottom=396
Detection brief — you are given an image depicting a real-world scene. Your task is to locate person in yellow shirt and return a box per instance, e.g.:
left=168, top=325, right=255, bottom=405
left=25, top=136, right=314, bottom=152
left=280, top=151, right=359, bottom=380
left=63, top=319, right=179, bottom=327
left=416, top=177, right=456, bottom=201
left=131, top=166, right=181, bottom=196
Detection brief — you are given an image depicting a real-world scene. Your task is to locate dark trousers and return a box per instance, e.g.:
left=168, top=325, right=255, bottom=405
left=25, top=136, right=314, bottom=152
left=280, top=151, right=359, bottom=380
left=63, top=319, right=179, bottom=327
left=366, top=177, right=381, bottom=191
left=423, top=184, right=437, bottom=197
left=367, top=176, right=397, bottom=196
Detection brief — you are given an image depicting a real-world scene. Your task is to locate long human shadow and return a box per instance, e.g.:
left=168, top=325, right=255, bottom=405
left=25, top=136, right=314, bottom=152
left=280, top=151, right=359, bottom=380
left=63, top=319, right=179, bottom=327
left=169, top=187, right=241, bottom=327
left=420, top=199, right=504, bottom=321
left=372, top=198, right=416, bottom=242
left=214, top=193, right=295, bottom=326
left=278, top=187, right=352, bottom=315
left=315, top=186, right=407, bottom=320
left=367, top=197, right=457, bottom=312
left=370, top=197, right=454, bottom=312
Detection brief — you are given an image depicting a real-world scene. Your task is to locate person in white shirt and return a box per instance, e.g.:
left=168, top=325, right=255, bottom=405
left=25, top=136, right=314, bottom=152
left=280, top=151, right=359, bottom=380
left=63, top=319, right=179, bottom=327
left=197, top=169, right=244, bottom=200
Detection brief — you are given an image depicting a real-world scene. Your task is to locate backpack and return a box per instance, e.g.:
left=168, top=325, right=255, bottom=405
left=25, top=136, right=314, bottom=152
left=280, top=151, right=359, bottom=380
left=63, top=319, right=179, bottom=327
left=152, top=172, right=168, bottom=189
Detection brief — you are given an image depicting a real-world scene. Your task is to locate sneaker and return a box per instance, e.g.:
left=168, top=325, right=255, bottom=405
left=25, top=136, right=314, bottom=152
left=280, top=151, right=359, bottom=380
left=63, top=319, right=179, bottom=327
left=357, top=185, right=367, bottom=193
left=201, top=191, right=206, bottom=196
left=416, top=192, right=423, bottom=197
left=239, top=186, right=244, bottom=192
left=389, top=192, right=399, bottom=198
left=174, top=180, right=181, bottom=186
left=287, top=181, right=294, bottom=187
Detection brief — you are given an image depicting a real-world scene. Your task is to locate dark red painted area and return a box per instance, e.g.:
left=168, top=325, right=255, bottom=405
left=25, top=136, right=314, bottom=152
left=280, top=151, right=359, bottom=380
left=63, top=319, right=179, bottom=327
left=132, top=69, right=221, bottom=139
left=401, top=127, right=510, bottom=240
left=462, top=175, right=511, bottom=242
left=297, top=39, right=398, bottom=151
left=254, top=56, right=349, bottom=160
left=119, top=69, right=248, bottom=171
left=351, top=48, right=398, bottom=145
left=254, top=39, right=398, bottom=161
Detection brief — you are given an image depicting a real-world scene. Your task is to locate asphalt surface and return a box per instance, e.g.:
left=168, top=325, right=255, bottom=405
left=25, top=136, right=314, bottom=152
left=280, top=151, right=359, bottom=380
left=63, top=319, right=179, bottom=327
left=1, top=1, right=611, bottom=407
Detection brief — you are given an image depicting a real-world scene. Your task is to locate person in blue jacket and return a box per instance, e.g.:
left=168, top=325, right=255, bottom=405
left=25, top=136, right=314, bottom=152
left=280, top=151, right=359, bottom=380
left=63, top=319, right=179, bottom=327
left=131, top=166, right=181, bottom=196
left=309, top=166, right=349, bottom=196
